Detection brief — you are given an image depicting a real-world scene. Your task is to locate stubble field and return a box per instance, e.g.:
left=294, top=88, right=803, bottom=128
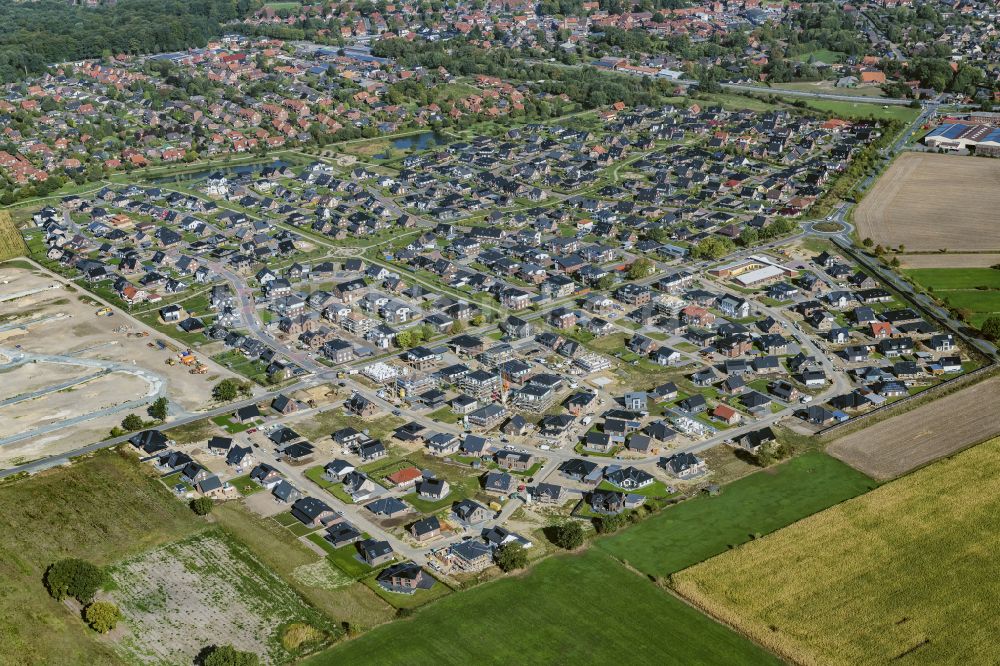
left=673, top=436, right=1000, bottom=666
left=854, top=153, right=1000, bottom=252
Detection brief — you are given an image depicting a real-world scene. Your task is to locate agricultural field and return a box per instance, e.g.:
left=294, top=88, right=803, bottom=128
left=904, top=267, right=1000, bottom=327
left=799, top=99, right=919, bottom=122
left=827, top=375, right=1000, bottom=480
left=904, top=267, right=1000, bottom=291
left=0, top=211, right=27, bottom=261
left=596, top=451, right=875, bottom=578
left=110, top=530, right=335, bottom=664
left=854, top=153, right=1000, bottom=252
left=900, top=253, right=1000, bottom=269
left=673, top=437, right=1000, bottom=666
left=0, top=450, right=203, bottom=665
left=303, top=550, right=780, bottom=666
left=772, top=81, right=885, bottom=98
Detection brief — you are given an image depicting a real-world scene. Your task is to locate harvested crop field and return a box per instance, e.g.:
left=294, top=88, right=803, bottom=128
left=111, top=530, right=334, bottom=665
left=827, top=375, right=1000, bottom=480
left=900, top=253, right=1000, bottom=269
left=854, top=153, right=1000, bottom=252
left=673, top=436, right=1000, bottom=666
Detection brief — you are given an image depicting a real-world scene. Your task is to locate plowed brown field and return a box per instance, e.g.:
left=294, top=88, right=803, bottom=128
left=854, top=153, right=1000, bottom=252
left=827, top=375, right=1000, bottom=479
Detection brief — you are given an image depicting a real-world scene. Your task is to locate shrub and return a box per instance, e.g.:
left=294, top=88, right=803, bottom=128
left=494, top=543, right=528, bottom=572
left=84, top=601, right=122, bottom=633
left=213, top=378, right=252, bottom=402
left=280, top=623, right=323, bottom=651
left=121, top=414, right=144, bottom=432
left=551, top=521, right=584, bottom=550
left=594, top=513, right=629, bottom=534
left=981, top=316, right=1000, bottom=342
left=44, top=559, right=107, bottom=603
left=201, top=645, right=260, bottom=666
left=190, top=497, right=214, bottom=516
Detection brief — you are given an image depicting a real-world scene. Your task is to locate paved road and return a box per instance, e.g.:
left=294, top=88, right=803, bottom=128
left=0, top=343, right=166, bottom=447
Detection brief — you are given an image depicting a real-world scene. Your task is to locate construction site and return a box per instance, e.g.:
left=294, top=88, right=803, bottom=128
left=0, top=261, right=240, bottom=469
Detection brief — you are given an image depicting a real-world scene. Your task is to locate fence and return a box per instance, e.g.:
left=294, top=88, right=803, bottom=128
left=818, top=364, right=996, bottom=438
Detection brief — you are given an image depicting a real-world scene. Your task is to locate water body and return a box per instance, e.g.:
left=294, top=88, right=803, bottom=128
left=392, top=131, right=448, bottom=151
left=373, top=131, right=449, bottom=160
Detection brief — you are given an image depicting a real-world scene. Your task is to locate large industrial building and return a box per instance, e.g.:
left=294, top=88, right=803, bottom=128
left=923, top=123, right=1000, bottom=157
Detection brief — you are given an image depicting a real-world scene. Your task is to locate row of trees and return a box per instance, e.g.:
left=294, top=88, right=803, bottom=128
left=44, top=559, right=123, bottom=633
left=372, top=39, right=675, bottom=110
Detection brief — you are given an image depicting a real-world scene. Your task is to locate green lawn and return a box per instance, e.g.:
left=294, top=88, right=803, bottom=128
left=273, top=511, right=300, bottom=527
left=304, top=465, right=338, bottom=491
left=212, top=350, right=270, bottom=384
left=211, top=414, right=260, bottom=434
left=905, top=267, right=1000, bottom=291
left=307, top=534, right=380, bottom=579
left=427, top=406, right=461, bottom=425
left=361, top=571, right=452, bottom=610
left=303, top=550, right=778, bottom=666
left=790, top=48, right=844, bottom=63
left=597, top=479, right=674, bottom=499
left=228, top=474, right=262, bottom=495
left=800, top=99, right=920, bottom=123
left=596, top=451, right=876, bottom=578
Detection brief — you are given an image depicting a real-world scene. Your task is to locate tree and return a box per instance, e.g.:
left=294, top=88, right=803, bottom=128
left=756, top=443, right=779, bottom=467
left=148, top=396, right=168, bottom=421
left=394, top=330, right=413, bottom=348
left=470, top=314, right=485, bottom=327
left=190, top=497, right=214, bottom=516
left=449, top=320, right=465, bottom=335
left=201, top=645, right=260, bottom=666
left=862, top=237, right=874, bottom=248
left=596, top=274, right=616, bottom=290
left=84, top=601, right=122, bottom=634
left=494, top=543, right=528, bottom=572
left=121, top=413, right=144, bottom=432
left=213, top=378, right=250, bottom=402
left=981, top=316, right=1000, bottom=342
left=627, top=257, right=653, bottom=280
left=551, top=521, right=584, bottom=550
left=44, top=559, right=107, bottom=603
left=691, top=236, right=735, bottom=260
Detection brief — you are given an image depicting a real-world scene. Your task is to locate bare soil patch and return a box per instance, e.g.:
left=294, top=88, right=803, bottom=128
left=110, top=530, right=332, bottom=665
left=827, top=375, right=1000, bottom=479
left=854, top=153, right=1000, bottom=252
left=899, top=253, right=1000, bottom=269
left=0, top=264, right=241, bottom=467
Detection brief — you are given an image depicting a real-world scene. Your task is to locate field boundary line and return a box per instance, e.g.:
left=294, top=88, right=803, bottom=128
left=818, top=364, right=997, bottom=440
